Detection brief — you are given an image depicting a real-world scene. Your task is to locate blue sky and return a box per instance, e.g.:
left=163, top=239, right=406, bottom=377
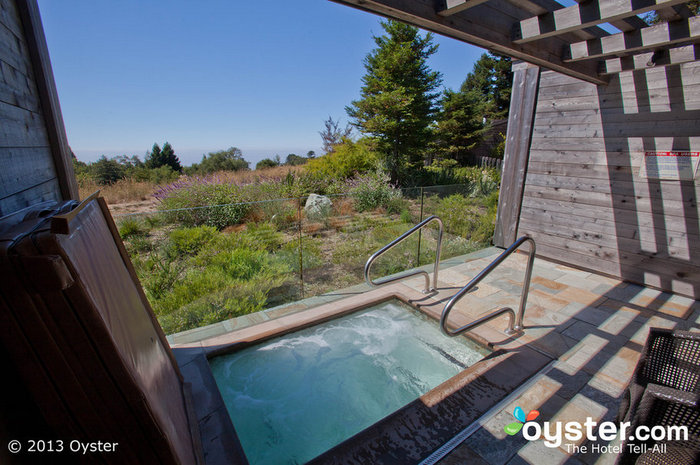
left=37, top=0, right=486, bottom=166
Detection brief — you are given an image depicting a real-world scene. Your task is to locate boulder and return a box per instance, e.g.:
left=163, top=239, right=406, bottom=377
left=304, top=194, right=332, bottom=220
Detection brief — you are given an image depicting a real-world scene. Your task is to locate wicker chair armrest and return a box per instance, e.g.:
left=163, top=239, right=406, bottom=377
left=630, top=383, right=700, bottom=430
left=637, top=329, right=700, bottom=392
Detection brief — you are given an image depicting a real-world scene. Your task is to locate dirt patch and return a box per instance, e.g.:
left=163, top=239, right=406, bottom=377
left=108, top=199, right=160, bottom=217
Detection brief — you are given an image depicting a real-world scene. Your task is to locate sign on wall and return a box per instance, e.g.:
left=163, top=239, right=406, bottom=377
left=639, top=151, right=700, bottom=181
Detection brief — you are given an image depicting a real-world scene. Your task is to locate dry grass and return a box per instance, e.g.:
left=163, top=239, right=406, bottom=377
left=303, top=222, right=324, bottom=236
left=333, top=198, right=355, bottom=216
left=78, top=178, right=158, bottom=204
left=79, top=165, right=304, bottom=205
left=204, top=165, right=303, bottom=185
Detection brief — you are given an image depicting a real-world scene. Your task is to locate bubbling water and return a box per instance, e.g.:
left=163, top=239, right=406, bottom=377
left=209, top=299, right=489, bottom=465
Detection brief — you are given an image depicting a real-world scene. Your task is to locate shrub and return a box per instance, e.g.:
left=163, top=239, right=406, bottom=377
left=279, top=238, right=322, bottom=273
left=159, top=183, right=251, bottom=229
left=123, top=236, right=153, bottom=254
left=435, top=193, right=497, bottom=245
left=385, top=196, right=409, bottom=215
left=134, top=253, right=185, bottom=301
left=418, top=163, right=501, bottom=191
left=347, top=171, right=402, bottom=212
left=305, top=138, right=379, bottom=180
left=118, top=218, right=146, bottom=238
left=133, top=223, right=293, bottom=334
left=169, top=226, right=218, bottom=255
left=256, top=158, right=280, bottom=170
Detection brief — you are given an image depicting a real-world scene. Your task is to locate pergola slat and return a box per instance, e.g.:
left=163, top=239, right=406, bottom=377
left=656, top=4, right=694, bottom=21
left=599, top=43, right=700, bottom=74
left=513, top=0, right=688, bottom=43
left=438, top=0, right=490, bottom=16
left=571, top=0, right=649, bottom=32
left=331, top=0, right=607, bottom=85
left=565, top=15, right=700, bottom=62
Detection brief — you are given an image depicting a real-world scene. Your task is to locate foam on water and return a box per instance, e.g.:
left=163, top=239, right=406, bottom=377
left=209, top=299, right=489, bottom=465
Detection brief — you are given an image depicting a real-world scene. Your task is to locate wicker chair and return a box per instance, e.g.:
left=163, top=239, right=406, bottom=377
left=618, top=384, right=700, bottom=465
left=616, top=329, right=700, bottom=465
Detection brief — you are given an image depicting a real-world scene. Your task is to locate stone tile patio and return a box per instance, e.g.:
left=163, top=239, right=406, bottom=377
left=169, top=247, right=700, bottom=465
left=427, top=248, right=699, bottom=465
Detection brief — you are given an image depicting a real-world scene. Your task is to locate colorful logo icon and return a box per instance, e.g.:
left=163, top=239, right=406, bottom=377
left=504, top=406, right=540, bottom=435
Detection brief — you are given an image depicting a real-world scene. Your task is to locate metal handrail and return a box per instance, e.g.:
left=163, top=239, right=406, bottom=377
left=364, top=215, right=443, bottom=294
left=440, top=236, right=536, bottom=337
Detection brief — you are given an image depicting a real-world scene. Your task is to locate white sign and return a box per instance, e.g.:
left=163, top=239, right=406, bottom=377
left=639, top=151, right=699, bottom=181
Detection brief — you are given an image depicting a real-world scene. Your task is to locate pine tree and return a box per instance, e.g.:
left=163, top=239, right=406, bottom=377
left=434, top=53, right=512, bottom=163
left=346, top=20, right=442, bottom=182
left=461, top=53, right=512, bottom=120
left=160, top=142, right=182, bottom=172
left=145, top=143, right=163, bottom=169
left=434, top=88, right=486, bottom=163
left=145, top=142, right=182, bottom=171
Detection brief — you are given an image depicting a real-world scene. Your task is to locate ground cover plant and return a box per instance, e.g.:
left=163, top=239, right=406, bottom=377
left=116, top=168, right=500, bottom=334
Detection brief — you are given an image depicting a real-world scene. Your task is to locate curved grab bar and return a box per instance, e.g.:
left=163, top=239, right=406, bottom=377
left=364, top=215, right=443, bottom=293
left=441, top=236, right=536, bottom=336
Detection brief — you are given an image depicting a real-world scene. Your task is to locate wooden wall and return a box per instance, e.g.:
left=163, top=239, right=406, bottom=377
left=518, top=63, right=700, bottom=298
left=0, top=0, right=75, bottom=219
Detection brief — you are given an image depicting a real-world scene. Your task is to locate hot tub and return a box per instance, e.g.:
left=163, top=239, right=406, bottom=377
left=209, top=299, right=490, bottom=465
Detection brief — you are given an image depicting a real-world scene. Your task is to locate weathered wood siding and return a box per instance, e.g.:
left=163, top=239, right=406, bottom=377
left=518, top=63, right=700, bottom=298
left=0, top=0, right=61, bottom=218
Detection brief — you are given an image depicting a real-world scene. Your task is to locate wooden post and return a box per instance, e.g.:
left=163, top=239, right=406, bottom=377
left=493, top=62, right=540, bottom=248
left=16, top=0, right=79, bottom=201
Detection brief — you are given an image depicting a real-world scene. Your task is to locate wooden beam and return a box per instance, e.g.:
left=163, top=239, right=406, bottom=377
left=656, top=4, right=694, bottom=22
left=599, top=43, right=700, bottom=74
left=438, top=0, right=490, bottom=16
left=331, top=0, right=608, bottom=85
left=565, top=15, right=700, bottom=62
left=494, top=62, right=540, bottom=248
left=608, top=16, right=649, bottom=32
left=15, top=0, right=78, bottom=201
left=513, top=0, right=688, bottom=43
left=572, top=0, right=649, bottom=32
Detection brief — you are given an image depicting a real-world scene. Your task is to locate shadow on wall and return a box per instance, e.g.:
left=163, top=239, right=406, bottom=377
left=599, top=63, right=700, bottom=298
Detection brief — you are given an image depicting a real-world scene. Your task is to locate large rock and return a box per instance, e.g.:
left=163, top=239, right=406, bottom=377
left=304, top=194, right=332, bottom=220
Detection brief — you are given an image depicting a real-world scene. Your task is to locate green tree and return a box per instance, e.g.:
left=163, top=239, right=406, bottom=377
left=346, top=20, right=442, bottom=182
left=189, top=147, right=249, bottom=174
left=256, top=157, right=280, bottom=170
left=145, top=142, right=181, bottom=171
left=434, top=87, right=486, bottom=163
left=160, top=142, right=182, bottom=172
left=91, top=155, right=126, bottom=185
left=461, top=53, right=512, bottom=120
left=285, top=153, right=307, bottom=166
left=115, top=154, right=143, bottom=168
left=434, top=52, right=512, bottom=163
left=145, top=143, right=163, bottom=169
